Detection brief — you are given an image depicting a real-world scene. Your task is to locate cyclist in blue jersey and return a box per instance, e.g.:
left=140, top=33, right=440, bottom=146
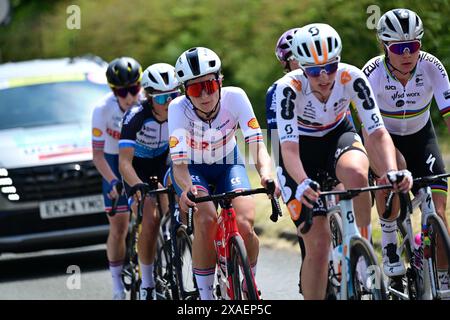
left=119, top=63, right=180, bottom=300
left=92, top=57, right=142, bottom=300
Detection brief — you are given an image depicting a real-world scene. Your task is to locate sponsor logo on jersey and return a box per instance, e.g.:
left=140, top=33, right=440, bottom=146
left=340, top=71, right=352, bottom=85
left=415, top=75, right=424, bottom=87
left=444, top=89, right=450, bottom=100
left=363, top=58, right=380, bottom=77
left=169, top=136, right=179, bottom=148
left=92, top=128, right=103, bottom=137
left=290, top=79, right=302, bottom=92
left=247, top=118, right=260, bottom=129
left=391, top=91, right=420, bottom=101
left=385, top=85, right=396, bottom=90
left=287, top=198, right=302, bottom=221
left=420, top=53, right=447, bottom=79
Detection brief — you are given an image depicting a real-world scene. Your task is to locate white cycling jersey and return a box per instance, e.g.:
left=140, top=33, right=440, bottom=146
left=362, top=51, right=450, bottom=136
left=92, top=92, right=129, bottom=154
left=168, top=87, right=263, bottom=164
left=276, top=63, right=385, bottom=143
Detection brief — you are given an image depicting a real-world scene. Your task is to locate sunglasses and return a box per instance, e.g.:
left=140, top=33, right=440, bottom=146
left=385, top=40, right=421, bottom=55
left=185, top=79, right=221, bottom=97
left=303, top=61, right=339, bottom=78
left=113, top=83, right=141, bottom=98
left=151, top=91, right=181, bottom=105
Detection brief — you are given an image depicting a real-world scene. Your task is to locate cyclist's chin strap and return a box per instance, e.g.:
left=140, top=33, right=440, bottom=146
left=384, top=47, right=417, bottom=77
left=187, top=90, right=221, bottom=121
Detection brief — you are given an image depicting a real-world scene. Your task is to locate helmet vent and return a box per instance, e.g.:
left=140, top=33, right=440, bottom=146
left=314, top=40, right=322, bottom=56
left=327, top=37, right=333, bottom=52
left=385, top=17, right=395, bottom=32
left=186, top=49, right=201, bottom=76
left=301, top=43, right=310, bottom=57
left=160, top=72, right=169, bottom=85
left=148, top=72, right=157, bottom=83
left=208, top=61, right=216, bottom=68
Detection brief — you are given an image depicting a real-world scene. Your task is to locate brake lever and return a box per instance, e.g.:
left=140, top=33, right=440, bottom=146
left=300, top=181, right=320, bottom=235
left=266, top=179, right=283, bottom=223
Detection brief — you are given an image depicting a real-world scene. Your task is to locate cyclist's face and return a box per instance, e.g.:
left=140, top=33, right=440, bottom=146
left=386, top=41, right=420, bottom=75
left=116, top=86, right=141, bottom=110
left=306, top=67, right=337, bottom=98
left=185, top=74, right=220, bottom=113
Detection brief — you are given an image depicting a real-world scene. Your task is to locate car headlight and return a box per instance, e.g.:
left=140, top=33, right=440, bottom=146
left=0, top=168, right=20, bottom=201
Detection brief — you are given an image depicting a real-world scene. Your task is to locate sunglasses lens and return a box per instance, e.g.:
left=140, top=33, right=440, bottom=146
left=388, top=41, right=421, bottom=55
left=186, top=82, right=203, bottom=97
left=304, top=62, right=338, bottom=77
left=114, top=88, right=128, bottom=98
left=153, top=91, right=180, bottom=104
left=186, top=79, right=220, bottom=97
left=128, top=84, right=141, bottom=96
left=114, top=84, right=140, bottom=97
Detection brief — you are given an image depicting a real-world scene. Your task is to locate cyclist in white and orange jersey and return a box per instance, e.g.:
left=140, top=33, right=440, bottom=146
left=275, top=24, right=412, bottom=299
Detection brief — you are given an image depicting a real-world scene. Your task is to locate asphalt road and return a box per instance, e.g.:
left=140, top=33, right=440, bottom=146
left=0, top=242, right=302, bottom=300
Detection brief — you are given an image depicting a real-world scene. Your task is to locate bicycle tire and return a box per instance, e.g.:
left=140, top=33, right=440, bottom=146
left=229, top=235, right=259, bottom=300
left=327, top=211, right=343, bottom=299
left=174, top=225, right=198, bottom=300
left=350, top=237, right=387, bottom=300
left=426, top=214, right=450, bottom=300
left=154, top=233, right=176, bottom=300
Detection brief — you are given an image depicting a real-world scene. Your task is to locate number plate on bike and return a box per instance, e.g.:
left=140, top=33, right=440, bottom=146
left=39, top=195, right=104, bottom=219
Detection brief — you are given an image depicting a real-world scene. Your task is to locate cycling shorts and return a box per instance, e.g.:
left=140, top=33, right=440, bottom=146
left=170, top=147, right=251, bottom=196
left=278, top=119, right=367, bottom=227
left=390, top=119, right=447, bottom=195
left=102, top=153, right=129, bottom=214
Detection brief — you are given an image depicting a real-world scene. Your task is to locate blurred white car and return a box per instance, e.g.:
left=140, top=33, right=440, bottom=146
left=0, top=55, right=111, bottom=253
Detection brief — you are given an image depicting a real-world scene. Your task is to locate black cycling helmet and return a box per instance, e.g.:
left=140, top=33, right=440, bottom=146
left=106, top=57, right=142, bottom=87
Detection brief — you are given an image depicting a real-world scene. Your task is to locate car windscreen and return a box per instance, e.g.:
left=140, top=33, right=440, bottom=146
left=0, top=81, right=110, bottom=129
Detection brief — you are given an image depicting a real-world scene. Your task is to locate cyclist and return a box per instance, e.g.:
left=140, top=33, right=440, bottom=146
left=362, top=8, right=450, bottom=283
left=118, top=63, right=180, bottom=300
left=275, top=23, right=412, bottom=299
left=169, top=47, right=278, bottom=300
left=91, top=56, right=142, bottom=300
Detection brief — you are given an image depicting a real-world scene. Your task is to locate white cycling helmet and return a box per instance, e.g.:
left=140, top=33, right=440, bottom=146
left=290, top=23, right=342, bottom=66
left=175, top=47, right=221, bottom=83
left=377, top=9, right=424, bottom=42
left=141, top=63, right=180, bottom=93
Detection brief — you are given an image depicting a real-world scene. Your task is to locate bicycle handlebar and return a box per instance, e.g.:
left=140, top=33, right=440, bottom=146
left=108, top=181, right=123, bottom=217
left=185, top=179, right=282, bottom=234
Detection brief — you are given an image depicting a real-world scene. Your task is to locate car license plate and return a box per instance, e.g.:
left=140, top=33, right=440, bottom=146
left=39, top=195, right=105, bottom=219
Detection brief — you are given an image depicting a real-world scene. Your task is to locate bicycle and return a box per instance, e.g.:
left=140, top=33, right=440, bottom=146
left=186, top=180, right=282, bottom=300
left=384, top=173, right=450, bottom=300
left=301, top=179, right=391, bottom=300
left=152, top=182, right=199, bottom=300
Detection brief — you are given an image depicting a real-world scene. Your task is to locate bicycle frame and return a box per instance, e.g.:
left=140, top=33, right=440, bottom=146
left=214, top=201, right=259, bottom=300
left=396, top=186, right=450, bottom=300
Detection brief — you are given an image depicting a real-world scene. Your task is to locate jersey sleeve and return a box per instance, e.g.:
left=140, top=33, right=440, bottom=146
left=228, top=87, right=264, bottom=145
left=425, top=54, right=450, bottom=120
left=168, top=99, right=189, bottom=164
left=91, top=104, right=106, bottom=151
left=119, top=106, right=143, bottom=150
left=346, top=65, right=385, bottom=135
left=275, top=77, right=300, bottom=144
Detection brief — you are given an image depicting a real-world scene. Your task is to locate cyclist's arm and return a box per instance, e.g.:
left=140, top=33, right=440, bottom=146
left=279, top=141, right=308, bottom=184
left=92, top=149, right=118, bottom=183
left=118, top=147, right=142, bottom=187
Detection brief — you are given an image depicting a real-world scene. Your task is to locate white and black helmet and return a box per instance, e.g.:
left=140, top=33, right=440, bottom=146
left=290, top=23, right=342, bottom=66
left=175, top=47, right=221, bottom=83
left=377, top=9, right=424, bottom=42
left=141, top=63, right=180, bottom=93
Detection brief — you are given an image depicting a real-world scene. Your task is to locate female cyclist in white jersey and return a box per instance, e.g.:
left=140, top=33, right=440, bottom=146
left=275, top=24, right=412, bottom=299
left=91, top=56, right=142, bottom=300
left=169, top=47, right=278, bottom=300
left=362, top=8, right=450, bottom=281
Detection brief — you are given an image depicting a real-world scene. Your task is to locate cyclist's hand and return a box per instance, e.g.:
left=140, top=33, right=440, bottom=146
left=382, top=170, right=413, bottom=193
left=295, top=178, right=320, bottom=209
left=107, top=179, right=121, bottom=200
left=260, top=175, right=281, bottom=198
left=180, top=186, right=198, bottom=213
left=129, top=183, right=150, bottom=202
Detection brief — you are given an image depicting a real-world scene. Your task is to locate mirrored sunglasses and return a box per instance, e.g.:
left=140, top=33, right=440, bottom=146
left=151, top=91, right=181, bottom=105
left=385, top=40, right=421, bottom=55
left=303, top=61, right=339, bottom=78
left=185, top=79, right=221, bottom=97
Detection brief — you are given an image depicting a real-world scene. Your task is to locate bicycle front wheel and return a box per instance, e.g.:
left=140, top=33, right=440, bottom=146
left=350, top=238, right=387, bottom=300
left=426, top=214, right=450, bottom=300
left=174, top=225, right=198, bottom=300
left=229, top=235, right=259, bottom=300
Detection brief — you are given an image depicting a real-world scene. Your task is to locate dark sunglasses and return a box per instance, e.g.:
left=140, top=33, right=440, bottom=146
left=113, top=83, right=141, bottom=98
left=151, top=91, right=181, bottom=105
left=185, top=79, right=221, bottom=97
left=385, top=40, right=421, bottom=55
left=303, top=61, right=339, bottom=78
